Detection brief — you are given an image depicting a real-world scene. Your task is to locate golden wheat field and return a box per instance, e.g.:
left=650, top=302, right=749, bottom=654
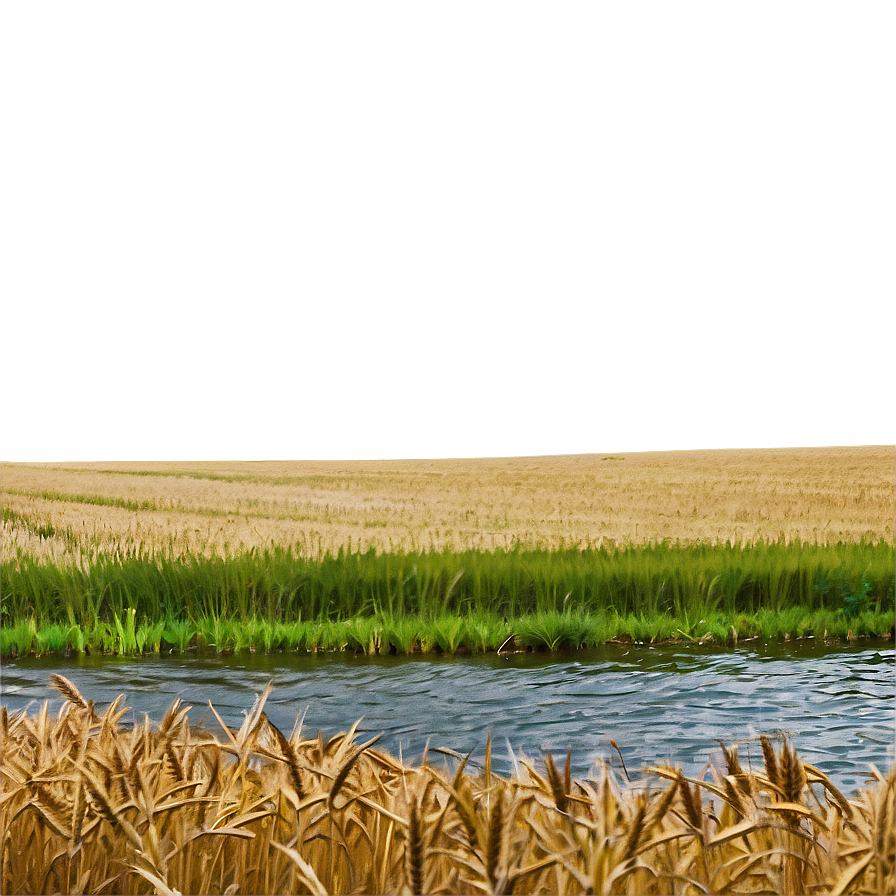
left=1, top=447, right=893, bottom=564
left=1, top=676, right=892, bottom=896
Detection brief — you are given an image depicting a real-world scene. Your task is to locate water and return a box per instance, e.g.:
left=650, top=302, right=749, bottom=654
left=2, top=642, right=893, bottom=793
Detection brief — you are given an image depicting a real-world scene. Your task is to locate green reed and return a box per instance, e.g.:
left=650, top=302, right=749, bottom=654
left=3, top=540, right=892, bottom=627
left=2, top=541, right=893, bottom=658
left=2, top=607, right=892, bottom=659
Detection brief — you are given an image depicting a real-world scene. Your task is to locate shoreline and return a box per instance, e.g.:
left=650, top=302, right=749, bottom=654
left=4, top=540, right=893, bottom=658
left=3, top=610, right=893, bottom=660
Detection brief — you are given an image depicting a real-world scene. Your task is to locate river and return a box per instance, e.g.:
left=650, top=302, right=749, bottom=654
left=2, top=641, right=892, bottom=793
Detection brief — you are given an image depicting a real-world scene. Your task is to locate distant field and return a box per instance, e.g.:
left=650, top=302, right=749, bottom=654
left=1, top=447, right=893, bottom=564
left=2, top=448, right=893, bottom=655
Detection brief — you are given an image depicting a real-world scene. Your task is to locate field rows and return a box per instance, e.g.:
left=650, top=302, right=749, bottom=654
left=2, top=447, right=893, bottom=563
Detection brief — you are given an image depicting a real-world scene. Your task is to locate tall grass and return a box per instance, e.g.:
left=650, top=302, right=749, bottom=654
left=3, top=540, right=892, bottom=628
left=2, top=680, right=893, bottom=895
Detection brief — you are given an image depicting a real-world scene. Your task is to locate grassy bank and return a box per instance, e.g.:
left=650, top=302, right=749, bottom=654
left=2, top=678, right=893, bottom=895
left=3, top=607, right=894, bottom=658
left=2, top=541, right=893, bottom=656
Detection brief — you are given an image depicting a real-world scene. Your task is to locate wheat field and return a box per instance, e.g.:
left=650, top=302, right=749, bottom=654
left=2, top=447, right=893, bottom=565
left=2, top=676, right=893, bottom=896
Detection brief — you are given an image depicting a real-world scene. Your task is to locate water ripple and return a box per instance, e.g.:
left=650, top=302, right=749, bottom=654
left=1, top=642, right=892, bottom=792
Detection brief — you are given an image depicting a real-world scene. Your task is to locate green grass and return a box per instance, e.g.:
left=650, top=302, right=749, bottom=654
left=515, top=612, right=591, bottom=651
left=464, top=612, right=513, bottom=652
left=1, top=607, right=892, bottom=659
left=3, top=540, right=894, bottom=621
left=426, top=615, right=466, bottom=653
left=1, top=540, right=893, bottom=657
left=14, top=466, right=346, bottom=487
left=3, top=489, right=168, bottom=514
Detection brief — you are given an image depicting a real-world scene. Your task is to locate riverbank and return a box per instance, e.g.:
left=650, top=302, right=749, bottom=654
left=2, top=679, right=893, bottom=896
left=2, top=607, right=894, bottom=659
left=1, top=541, right=893, bottom=657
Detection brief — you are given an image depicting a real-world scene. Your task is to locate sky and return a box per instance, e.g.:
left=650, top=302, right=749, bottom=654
left=2, top=3, right=893, bottom=462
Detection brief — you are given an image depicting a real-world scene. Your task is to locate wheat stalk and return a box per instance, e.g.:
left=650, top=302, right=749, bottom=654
left=2, top=682, right=894, bottom=896
left=49, top=674, right=89, bottom=711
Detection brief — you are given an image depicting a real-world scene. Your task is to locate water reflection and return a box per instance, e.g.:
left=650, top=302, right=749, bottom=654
left=2, top=642, right=892, bottom=793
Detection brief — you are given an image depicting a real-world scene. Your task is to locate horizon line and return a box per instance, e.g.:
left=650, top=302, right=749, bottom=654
left=0, top=442, right=896, bottom=464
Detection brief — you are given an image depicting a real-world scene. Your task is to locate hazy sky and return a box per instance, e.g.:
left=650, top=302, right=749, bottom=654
left=3, top=3, right=892, bottom=462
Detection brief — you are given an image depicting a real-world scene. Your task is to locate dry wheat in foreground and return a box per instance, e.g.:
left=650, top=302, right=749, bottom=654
left=0, top=677, right=893, bottom=895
